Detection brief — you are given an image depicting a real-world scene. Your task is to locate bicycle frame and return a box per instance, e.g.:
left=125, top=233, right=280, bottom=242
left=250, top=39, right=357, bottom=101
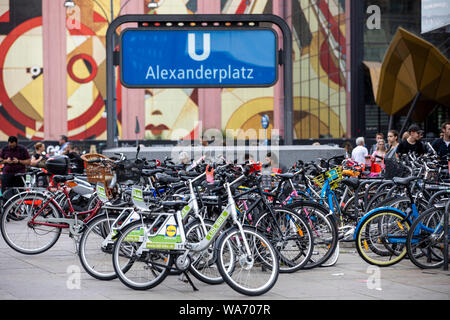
left=353, top=180, right=433, bottom=243
left=29, top=184, right=102, bottom=231
left=129, top=174, right=254, bottom=261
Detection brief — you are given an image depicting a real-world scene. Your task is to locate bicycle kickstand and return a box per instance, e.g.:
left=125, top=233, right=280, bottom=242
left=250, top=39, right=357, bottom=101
left=183, top=272, right=199, bottom=292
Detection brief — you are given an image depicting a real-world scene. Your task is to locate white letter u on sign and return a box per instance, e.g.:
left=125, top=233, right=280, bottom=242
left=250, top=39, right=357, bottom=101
left=188, top=33, right=210, bottom=61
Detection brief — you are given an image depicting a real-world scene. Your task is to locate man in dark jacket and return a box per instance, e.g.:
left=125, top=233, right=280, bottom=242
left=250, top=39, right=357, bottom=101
left=0, top=136, right=31, bottom=194
left=431, top=121, right=450, bottom=161
left=396, top=124, right=425, bottom=157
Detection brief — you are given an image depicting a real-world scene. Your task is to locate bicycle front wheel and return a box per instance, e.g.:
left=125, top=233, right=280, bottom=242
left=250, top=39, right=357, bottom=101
left=1, top=193, right=61, bottom=254
left=355, top=209, right=410, bottom=267
left=255, top=207, right=313, bottom=272
left=112, top=220, right=173, bottom=290
left=185, top=218, right=224, bottom=285
left=406, top=206, right=447, bottom=269
left=288, top=201, right=338, bottom=269
left=78, top=212, right=120, bottom=280
left=217, top=226, right=279, bottom=296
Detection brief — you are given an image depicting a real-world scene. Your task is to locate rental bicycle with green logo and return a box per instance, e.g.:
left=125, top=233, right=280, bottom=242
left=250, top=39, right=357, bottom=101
left=78, top=172, right=223, bottom=283
left=111, top=173, right=279, bottom=296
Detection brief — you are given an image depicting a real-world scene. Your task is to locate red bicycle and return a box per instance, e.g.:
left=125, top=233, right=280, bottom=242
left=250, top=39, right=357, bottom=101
left=0, top=174, right=103, bottom=255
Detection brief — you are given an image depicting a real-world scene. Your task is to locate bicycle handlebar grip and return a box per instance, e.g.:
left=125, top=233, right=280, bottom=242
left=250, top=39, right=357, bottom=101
left=87, top=159, right=102, bottom=163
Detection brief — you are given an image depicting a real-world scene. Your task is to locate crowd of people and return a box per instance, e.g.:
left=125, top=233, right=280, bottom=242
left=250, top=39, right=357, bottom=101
left=1, top=122, right=449, bottom=195
left=0, top=135, right=84, bottom=195
left=348, top=122, right=450, bottom=172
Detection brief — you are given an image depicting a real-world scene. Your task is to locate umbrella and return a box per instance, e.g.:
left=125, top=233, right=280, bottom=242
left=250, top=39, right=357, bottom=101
left=375, top=27, right=450, bottom=132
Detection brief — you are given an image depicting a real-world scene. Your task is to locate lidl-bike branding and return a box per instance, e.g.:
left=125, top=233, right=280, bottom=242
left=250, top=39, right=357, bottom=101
left=120, top=28, right=277, bottom=87
left=206, top=210, right=229, bottom=241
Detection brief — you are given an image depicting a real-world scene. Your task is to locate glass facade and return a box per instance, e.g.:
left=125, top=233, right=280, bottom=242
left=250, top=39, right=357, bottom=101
left=363, top=0, right=450, bottom=138
left=292, top=0, right=348, bottom=139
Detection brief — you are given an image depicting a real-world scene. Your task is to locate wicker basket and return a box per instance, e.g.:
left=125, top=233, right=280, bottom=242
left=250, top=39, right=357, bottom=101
left=80, top=153, right=114, bottom=197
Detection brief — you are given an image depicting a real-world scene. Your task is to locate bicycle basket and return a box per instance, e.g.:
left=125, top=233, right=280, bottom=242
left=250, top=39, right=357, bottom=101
left=116, top=160, right=143, bottom=183
left=384, top=158, right=409, bottom=179
left=313, top=166, right=343, bottom=190
left=81, top=153, right=114, bottom=185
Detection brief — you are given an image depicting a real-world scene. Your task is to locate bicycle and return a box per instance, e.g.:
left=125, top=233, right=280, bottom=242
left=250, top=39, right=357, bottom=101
left=0, top=174, right=103, bottom=254
left=406, top=197, right=450, bottom=269
left=353, top=176, right=423, bottom=266
left=111, top=172, right=279, bottom=296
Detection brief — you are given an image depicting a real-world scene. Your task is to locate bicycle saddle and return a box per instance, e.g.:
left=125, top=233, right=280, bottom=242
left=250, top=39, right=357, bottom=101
left=160, top=200, right=188, bottom=209
left=141, top=168, right=164, bottom=177
left=156, top=173, right=180, bottom=184
left=392, top=176, right=419, bottom=186
left=274, top=173, right=295, bottom=179
left=341, top=177, right=359, bottom=190
left=52, top=175, right=74, bottom=184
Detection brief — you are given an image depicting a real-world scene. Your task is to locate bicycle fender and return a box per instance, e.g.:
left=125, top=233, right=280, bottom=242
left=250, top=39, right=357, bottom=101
left=213, top=226, right=235, bottom=252
left=353, top=206, right=407, bottom=240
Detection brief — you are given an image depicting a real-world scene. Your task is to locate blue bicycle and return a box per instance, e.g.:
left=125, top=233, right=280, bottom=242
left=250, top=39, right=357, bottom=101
left=353, top=176, right=433, bottom=267
left=406, top=196, right=450, bottom=269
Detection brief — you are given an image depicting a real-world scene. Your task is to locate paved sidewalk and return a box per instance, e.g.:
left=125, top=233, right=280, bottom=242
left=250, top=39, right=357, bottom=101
left=0, top=233, right=449, bottom=300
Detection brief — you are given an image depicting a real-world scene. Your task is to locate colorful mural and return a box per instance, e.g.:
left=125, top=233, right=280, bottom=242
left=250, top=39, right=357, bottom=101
left=66, top=0, right=120, bottom=140
left=0, top=0, right=43, bottom=141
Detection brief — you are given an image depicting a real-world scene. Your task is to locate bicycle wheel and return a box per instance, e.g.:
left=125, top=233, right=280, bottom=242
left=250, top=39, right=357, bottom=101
left=255, top=207, right=313, bottom=272
left=112, top=220, right=173, bottom=290
left=217, top=226, right=279, bottom=296
left=406, top=206, right=447, bottom=269
left=78, top=211, right=120, bottom=280
left=1, top=193, right=61, bottom=254
left=184, top=218, right=224, bottom=285
left=288, top=201, right=338, bottom=269
left=355, top=209, right=410, bottom=267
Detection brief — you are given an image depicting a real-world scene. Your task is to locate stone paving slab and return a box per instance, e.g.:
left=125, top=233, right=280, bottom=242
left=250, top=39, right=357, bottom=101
left=0, top=234, right=449, bottom=301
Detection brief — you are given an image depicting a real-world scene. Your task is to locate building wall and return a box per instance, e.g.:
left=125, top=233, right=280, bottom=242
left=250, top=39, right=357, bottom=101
left=0, top=0, right=350, bottom=142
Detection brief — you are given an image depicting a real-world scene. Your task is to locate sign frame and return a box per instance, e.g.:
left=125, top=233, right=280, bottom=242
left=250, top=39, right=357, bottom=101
left=119, top=27, right=279, bottom=88
left=105, top=14, right=294, bottom=147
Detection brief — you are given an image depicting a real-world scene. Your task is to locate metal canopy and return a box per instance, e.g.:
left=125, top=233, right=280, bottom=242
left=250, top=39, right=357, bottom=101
left=105, top=14, right=293, bottom=148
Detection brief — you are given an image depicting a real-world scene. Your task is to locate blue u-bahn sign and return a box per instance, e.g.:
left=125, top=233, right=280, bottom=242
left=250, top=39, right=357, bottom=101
left=120, top=28, right=278, bottom=88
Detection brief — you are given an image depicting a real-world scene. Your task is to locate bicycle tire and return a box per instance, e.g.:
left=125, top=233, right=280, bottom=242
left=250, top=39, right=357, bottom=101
left=254, top=207, right=313, bottom=272
left=287, top=201, right=338, bottom=269
left=406, top=206, right=447, bottom=269
left=216, top=226, right=279, bottom=296
left=184, top=218, right=225, bottom=285
left=78, top=211, right=121, bottom=280
left=1, top=193, right=61, bottom=254
left=112, top=219, right=173, bottom=290
left=355, top=209, right=410, bottom=267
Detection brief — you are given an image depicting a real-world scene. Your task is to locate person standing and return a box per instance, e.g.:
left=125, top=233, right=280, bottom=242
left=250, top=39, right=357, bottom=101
left=385, top=130, right=399, bottom=159
left=0, top=136, right=31, bottom=195
left=30, top=142, right=47, bottom=168
left=58, top=135, right=69, bottom=155
left=396, top=125, right=425, bottom=157
left=63, top=143, right=84, bottom=174
left=351, top=137, right=368, bottom=165
left=372, top=139, right=387, bottom=170
left=369, top=132, right=384, bottom=154
left=431, top=121, right=450, bottom=160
